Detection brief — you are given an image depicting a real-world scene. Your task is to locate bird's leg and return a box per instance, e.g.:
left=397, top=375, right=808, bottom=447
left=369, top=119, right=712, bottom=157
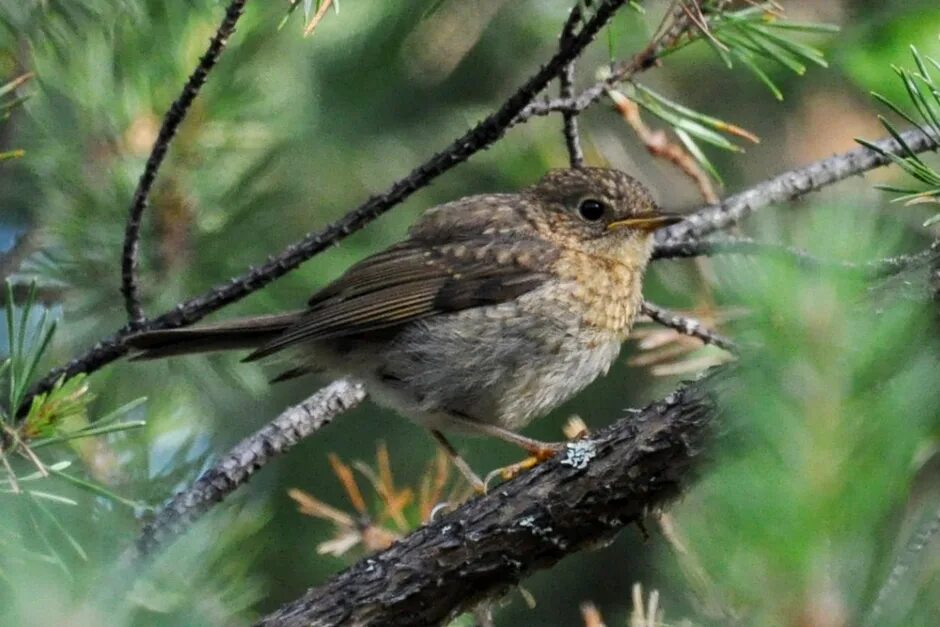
left=429, top=429, right=486, bottom=494
left=444, top=415, right=566, bottom=459
left=440, top=415, right=567, bottom=487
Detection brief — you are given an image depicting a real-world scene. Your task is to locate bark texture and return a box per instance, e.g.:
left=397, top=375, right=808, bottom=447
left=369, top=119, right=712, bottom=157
left=258, top=370, right=728, bottom=627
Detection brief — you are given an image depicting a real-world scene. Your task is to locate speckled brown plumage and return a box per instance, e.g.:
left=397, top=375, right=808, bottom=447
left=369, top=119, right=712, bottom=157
left=127, top=168, right=680, bottom=447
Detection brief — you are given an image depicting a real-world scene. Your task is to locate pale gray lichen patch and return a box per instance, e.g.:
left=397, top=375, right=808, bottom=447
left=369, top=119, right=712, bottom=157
left=517, top=515, right=567, bottom=549
left=560, top=440, right=596, bottom=470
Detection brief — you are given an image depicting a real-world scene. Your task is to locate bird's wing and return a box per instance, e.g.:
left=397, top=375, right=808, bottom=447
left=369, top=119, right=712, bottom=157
left=244, top=238, right=557, bottom=361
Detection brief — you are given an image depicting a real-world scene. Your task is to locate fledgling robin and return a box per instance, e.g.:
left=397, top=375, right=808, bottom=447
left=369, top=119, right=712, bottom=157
left=128, top=168, right=681, bottom=488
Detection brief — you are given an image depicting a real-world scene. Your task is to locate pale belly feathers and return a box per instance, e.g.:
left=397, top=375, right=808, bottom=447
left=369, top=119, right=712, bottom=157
left=344, top=279, right=636, bottom=434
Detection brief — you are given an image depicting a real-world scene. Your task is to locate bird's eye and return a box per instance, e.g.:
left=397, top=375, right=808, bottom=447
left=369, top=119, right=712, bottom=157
left=578, top=198, right=607, bottom=222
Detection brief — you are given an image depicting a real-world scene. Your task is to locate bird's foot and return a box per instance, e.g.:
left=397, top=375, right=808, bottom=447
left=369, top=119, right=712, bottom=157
left=483, top=441, right=566, bottom=490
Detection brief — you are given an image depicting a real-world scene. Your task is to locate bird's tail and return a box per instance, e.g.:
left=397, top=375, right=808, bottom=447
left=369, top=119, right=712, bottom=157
left=126, top=312, right=302, bottom=360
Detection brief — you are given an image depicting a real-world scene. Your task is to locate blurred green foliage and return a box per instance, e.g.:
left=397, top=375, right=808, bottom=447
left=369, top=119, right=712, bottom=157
left=680, top=210, right=939, bottom=625
left=0, top=0, right=939, bottom=625
left=860, top=47, right=940, bottom=224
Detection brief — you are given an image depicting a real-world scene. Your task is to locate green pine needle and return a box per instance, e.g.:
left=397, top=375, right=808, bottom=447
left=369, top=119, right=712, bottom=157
left=861, top=47, right=940, bottom=226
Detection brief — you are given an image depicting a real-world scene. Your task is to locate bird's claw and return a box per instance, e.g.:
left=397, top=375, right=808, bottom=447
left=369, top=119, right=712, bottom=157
left=482, top=442, right=566, bottom=491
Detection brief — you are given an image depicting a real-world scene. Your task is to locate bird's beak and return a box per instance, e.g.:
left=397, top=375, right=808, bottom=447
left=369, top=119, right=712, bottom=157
left=606, top=212, right=684, bottom=233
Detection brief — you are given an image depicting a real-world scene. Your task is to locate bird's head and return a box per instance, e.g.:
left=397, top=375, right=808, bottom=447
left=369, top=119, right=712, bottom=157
left=526, top=167, right=682, bottom=264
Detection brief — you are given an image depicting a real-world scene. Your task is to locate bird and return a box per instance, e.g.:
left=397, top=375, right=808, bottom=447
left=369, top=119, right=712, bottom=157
left=127, top=167, right=681, bottom=489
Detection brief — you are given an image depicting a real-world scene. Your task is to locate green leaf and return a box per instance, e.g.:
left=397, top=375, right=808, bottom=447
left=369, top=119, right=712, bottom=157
left=22, top=490, right=77, bottom=506
left=749, top=24, right=828, bottom=68
left=5, top=282, right=16, bottom=410
left=0, top=149, right=24, bottom=161
left=726, top=26, right=807, bottom=75
left=897, top=67, right=940, bottom=136
left=732, top=49, right=784, bottom=100
left=91, top=396, right=147, bottom=427
left=29, top=493, right=87, bottom=561
left=759, top=20, right=841, bottom=34
left=872, top=91, right=926, bottom=131
left=21, top=374, right=94, bottom=442
left=858, top=48, right=940, bottom=228
left=910, top=46, right=934, bottom=86
left=635, top=95, right=740, bottom=151
left=30, top=420, right=146, bottom=450
left=48, top=467, right=144, bottom=510
left=675, top=128, right=724, bottom=185
left=23, top=497, right=72, bottom=579
left=634, top=83, right=758, bottom=144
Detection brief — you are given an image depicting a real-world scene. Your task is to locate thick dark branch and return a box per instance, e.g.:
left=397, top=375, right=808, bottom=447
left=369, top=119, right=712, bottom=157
left=134, top=378, right=365, bottom=557
left=120, top=0, right=248, bottom=326
left=22, top=0, right=630, bottom=411
left=657, top=128, right=940, bottom=246
left=257, top=369, right=729, bottom=627
left=641, top=301, right=737, bottom=352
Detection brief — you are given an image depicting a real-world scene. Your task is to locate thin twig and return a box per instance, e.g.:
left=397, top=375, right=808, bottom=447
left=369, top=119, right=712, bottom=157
left=120, top=0, right=248, bottom=327
left=0, top=444, right=21, bottom=494
left=133, top=378, right=365, bottom=558
left=679, top=0, right=728, bottom=53
left=641, top=301, right=737, bottom=353
left=559, top=3, right=585, bottom=168
left=303, top=0, right=334, bottom=37
left=653, top=236, right=940, bottom=279
left=13, top=431, right=48, bottom=477
left=518, top=0, right=743, bottom=123
left=658, top=128, right=940, bottom=245
left=657, top=512, right=736, bottom=620
left=21, top=0, right=633, bottom=412
left=517, top=2, right=695, bottom=124
left=608, top=88, right=718, bottom=203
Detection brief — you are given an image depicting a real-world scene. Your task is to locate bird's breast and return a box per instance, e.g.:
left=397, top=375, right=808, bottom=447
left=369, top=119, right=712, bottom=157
left=539, top=249, right=645, bottom=336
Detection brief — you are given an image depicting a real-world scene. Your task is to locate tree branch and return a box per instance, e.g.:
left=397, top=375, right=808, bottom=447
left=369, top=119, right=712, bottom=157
left=133, top=378, right=365, bottom=557
left=120, top=0, right=248, bottom=326
left=657, top=128, right=940, bottom=246
left=516, top=2, right=694, bottom=124
left=640, top=301, right=738, bottom=352
left=559, top=3, right=585, bottom=168
left=653, top=236, right=939, bottom=279
left=257, top=368, right=729, bottom=627
left=20, top=0, right=632, bottom=413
